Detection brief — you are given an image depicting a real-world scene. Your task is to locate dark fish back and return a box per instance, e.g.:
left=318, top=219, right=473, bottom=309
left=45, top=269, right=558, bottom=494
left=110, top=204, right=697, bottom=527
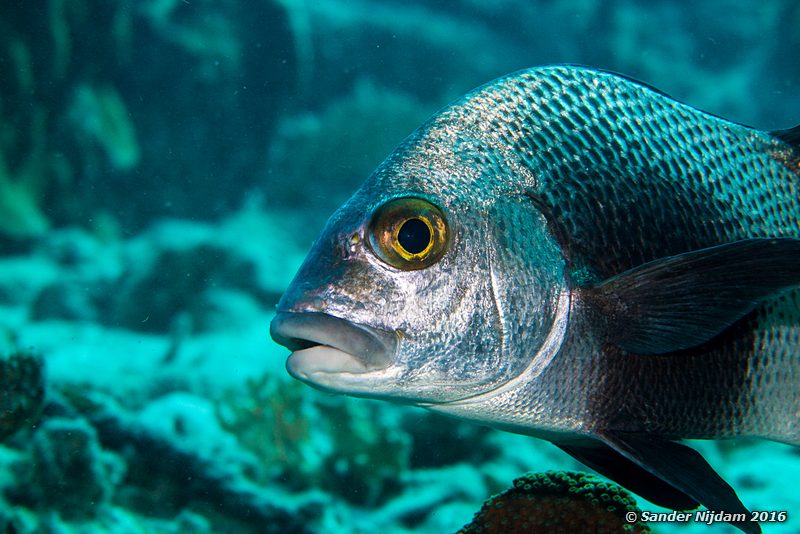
left=463, top=66, right=800, bottom=280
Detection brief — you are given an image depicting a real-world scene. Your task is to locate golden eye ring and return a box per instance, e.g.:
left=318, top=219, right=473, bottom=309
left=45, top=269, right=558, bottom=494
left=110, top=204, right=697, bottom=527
left=367, top=197, right=449, bottom=270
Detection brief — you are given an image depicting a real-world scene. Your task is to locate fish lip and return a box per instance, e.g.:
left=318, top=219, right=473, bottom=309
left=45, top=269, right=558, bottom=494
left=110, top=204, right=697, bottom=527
left=270, top=312, right=397, bottom=378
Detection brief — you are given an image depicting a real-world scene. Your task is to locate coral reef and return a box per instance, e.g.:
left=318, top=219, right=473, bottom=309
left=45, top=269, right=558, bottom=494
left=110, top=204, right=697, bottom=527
left=6, top=416, right=122, bottom=520
left=458, top=471, right=650, bottom=534
left=6, top=208, right=302, bottom=334
left=0, top=389, right=314, bottom=533
left=88, top=392, right=313, bottom=534
left=108, top=209, right=303, bottom=333
left=0, top=351, right=45, bottom=441
left=0, top=105, right=52, bottom=239
left=216, top=372, right=411, bottom=506
left=217, top=374, right=311, bottom=483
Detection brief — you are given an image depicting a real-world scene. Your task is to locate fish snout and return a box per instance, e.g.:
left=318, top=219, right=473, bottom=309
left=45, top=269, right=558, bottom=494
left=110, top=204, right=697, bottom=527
left=270, top=312, right=397, bottom=381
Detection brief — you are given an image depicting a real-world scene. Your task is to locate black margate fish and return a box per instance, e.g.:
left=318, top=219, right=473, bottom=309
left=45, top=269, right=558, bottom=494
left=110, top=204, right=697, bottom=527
left=270, top=65, right=800, bottom=534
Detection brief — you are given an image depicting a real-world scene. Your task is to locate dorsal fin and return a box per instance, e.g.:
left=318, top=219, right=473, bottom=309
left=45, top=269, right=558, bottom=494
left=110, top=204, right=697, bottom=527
left=562, top=65, right=676, bottom=100
left=771, top=125, right=800, bottom=148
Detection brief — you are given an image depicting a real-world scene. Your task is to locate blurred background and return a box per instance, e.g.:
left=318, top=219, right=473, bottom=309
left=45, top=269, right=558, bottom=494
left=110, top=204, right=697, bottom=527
left=0, top=1, right=799, bottom=532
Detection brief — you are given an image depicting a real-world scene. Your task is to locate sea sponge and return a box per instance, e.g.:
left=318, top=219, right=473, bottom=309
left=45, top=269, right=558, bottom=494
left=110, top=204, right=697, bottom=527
left=458, top=471, right=650, bottom=534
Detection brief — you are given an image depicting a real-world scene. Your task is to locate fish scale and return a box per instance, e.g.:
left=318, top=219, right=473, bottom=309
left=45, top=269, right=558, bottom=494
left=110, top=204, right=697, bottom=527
left=456, top=68, right=800, bottom=275
left=272, top=65, right=800, bottom=533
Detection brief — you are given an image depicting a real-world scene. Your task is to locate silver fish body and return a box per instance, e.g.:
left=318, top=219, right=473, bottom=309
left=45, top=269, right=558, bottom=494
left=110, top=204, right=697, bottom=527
left=271, top=66, right=800, bottom=533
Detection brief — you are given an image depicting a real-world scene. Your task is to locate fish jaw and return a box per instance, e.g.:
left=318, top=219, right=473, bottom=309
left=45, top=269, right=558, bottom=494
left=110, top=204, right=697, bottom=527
left=270, top=311, right=402, bottom=397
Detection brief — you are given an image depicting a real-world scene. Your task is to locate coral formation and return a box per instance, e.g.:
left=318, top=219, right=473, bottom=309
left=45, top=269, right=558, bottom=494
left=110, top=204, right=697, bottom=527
left=0, top=107, right=52, bottom=239
left=217, top=374, right=311, bottom=483
left=216, top=372, right=411, bottom=506
left=85, top=392, right=312, bottom=534
left=108, top=213, right=299, bottom=333
left=458, top=471, right=650, bottom=534
left=6, top=416, right=123, bottom=520
left=0, top=351, right=45, bottom=441
left=69, top=83, right=140, bottom=171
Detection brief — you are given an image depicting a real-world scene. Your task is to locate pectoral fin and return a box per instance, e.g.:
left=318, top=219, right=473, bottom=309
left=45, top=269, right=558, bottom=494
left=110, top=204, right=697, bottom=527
left=557, top=432, right=760, bottom=534
left=771, top=124, right=800, bottom=148
left=582, top=238, right=800, bottom=354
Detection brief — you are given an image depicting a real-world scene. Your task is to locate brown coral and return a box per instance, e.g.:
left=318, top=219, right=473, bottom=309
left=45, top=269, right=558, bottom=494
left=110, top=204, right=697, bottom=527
left=459, top=471, right=650, bottom=534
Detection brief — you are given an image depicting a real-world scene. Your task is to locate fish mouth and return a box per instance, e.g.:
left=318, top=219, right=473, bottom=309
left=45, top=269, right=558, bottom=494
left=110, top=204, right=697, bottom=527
left=270, top=312, right=398, bottom=392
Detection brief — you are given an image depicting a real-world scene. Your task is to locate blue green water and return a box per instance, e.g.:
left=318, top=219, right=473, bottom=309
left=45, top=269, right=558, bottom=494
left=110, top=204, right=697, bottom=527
left=0, top=1, right=798, bottom=532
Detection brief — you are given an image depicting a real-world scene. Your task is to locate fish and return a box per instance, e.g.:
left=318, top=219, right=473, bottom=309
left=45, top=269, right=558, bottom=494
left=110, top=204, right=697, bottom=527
left=269, top=65, right=800, bottom=534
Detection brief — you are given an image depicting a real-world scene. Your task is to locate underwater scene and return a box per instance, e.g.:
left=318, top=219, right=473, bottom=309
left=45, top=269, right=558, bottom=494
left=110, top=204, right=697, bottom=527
left=2, top=0, right=800, bottom=532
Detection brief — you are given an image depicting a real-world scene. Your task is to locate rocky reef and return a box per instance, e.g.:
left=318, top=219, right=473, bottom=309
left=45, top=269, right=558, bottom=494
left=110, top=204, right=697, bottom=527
left=0, top=351, right=44, bottom=441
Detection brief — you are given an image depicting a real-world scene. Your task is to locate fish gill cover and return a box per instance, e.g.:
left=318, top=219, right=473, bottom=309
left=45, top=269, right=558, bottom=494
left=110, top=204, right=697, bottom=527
left=0, top=1, right=799, bottom=533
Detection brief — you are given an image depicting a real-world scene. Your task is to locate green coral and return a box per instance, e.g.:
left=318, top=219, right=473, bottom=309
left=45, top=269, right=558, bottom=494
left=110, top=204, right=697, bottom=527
left=459, top=471, right=650, bottom=534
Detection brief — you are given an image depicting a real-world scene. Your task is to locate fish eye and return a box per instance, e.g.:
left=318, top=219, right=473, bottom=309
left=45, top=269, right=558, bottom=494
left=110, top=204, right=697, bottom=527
left=367, top=197, right=449, bottom=270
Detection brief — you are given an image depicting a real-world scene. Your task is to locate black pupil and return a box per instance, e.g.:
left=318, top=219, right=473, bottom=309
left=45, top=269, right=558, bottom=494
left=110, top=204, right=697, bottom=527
left=397, top=218, right=431, bottom=255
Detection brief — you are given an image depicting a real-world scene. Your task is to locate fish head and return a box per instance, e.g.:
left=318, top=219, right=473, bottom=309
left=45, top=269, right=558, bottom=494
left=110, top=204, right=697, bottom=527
left=271, top=92, right=569, bottom=406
